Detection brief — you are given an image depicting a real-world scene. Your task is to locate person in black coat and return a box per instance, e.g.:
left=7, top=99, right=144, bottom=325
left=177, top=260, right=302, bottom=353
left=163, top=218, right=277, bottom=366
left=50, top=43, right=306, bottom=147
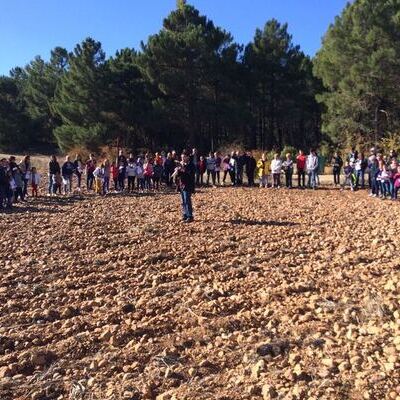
left=172, top=153, right=196, bottom=223
left=246, top=152, right=256, bottom=186
left=48, top=155, right=61, bottom=195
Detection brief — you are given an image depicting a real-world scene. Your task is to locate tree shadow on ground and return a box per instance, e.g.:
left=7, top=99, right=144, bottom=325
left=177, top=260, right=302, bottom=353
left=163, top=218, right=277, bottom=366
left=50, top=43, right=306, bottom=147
left=229, top=219, right=299, bottom=227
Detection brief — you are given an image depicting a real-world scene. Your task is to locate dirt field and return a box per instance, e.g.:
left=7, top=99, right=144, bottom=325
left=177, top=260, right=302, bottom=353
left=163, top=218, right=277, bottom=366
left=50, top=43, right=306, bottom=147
left=0, top=186, right=399, bottom=400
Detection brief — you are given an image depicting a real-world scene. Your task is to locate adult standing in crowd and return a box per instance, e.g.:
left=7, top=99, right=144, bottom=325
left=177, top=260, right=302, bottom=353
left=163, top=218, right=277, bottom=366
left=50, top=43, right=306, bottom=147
left=62, top=155, right=75, bottom=194
left=117, top=150, right=127, bottom=191
left=48, top=155, right=60, bottom=196
left=271, top=153, right=282, bottom=188
left=282, top=153, right=294, bottom=188
left=306, top=149, right=319, bottom=189
left=296, top=150, right=306, bottom=188
left=215, top=152, right=222, bottom=185
left=331, top=151, right=343, bottom=186
left=164, top=152, right=175, bottom=187
left=19, top=155, right=31, bottom=198
left=85, top=154, right=96, bottom=191
left=191, top=148, right=200, bottom=186
left=246, top=152, right=256, bottom=187
left=229, top=152, right=237, bottom=186
left=74, top=155, right=84, bottom=192
left=206, top=152, right=216, bottom=186
left=0, top=158, right=11, bottom=209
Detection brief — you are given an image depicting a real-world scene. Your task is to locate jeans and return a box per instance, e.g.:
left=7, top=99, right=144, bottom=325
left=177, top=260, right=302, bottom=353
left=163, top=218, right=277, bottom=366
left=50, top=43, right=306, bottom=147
left=379, top=181, right=390, bottom=197
left=394, top=186, right=399, bottom=200
left=48, top=174, right=55, bottom=194
left=333, top=167, right=341, bottom=185
left=23, top=178, right=29, bottom=197
left=215, top=171, right=220, bottom=185
left=127, top=176, right=135, bottom=192
left=285, top=169, right=293, bottom=188
left=344, top=176, right=354, bottom=190
left=76, top=172, right=82, bottom=189
left=259, top=175, right=269, bottom=188
left=370, top=176, right=378, bottom=195
left=355, top=170, right=365, bottom=189
left=103, top=177, right=110, bottom=194
left=118, top=174, right=125, bottom=190
left=308, top=169, right=317, bottom=189
left=273, top=173, right=281, bottom=187
left=137, top=178, right=145, bottom=190
left=229, top=170, right=236, bottom=185
left=181, top=190, right=193, bottom=219
left=144, top=176, right=151, bottom=190
left=207, top=170, right=216, bottom=186
left=63, top=176, right=72, bottom=194
left=15, top=187, right=24, bottom=201
left=87, top=173, right=94, bottom=190
left=297, top=169, right=305, bottom=187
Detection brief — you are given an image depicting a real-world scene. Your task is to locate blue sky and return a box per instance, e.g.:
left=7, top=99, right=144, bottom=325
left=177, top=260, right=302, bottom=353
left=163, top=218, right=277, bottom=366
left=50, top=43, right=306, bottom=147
left=0, top=0, right=348, bottom=76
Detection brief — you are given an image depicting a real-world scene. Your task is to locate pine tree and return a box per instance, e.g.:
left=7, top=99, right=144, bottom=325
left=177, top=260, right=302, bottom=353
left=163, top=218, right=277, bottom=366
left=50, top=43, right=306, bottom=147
left=52, top=38, right=108, bottom=151
left=314, top=0, right=400, bottom=147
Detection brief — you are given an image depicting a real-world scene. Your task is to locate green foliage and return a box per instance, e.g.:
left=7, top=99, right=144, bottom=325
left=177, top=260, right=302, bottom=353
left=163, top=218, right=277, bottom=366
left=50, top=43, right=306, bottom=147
left=0, top=76, right=32, bottom=150
left=0, top=2, right=327, bottom=153
left=244, top=20, right=322, bottom=150
left=52, top=38, right=108, bottom=150
left=314, top=0, right=400, bottom=147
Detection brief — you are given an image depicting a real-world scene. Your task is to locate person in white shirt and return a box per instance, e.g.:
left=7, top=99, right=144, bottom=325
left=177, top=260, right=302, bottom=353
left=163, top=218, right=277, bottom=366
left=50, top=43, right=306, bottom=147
left=31, top=167, right=41, bottom=197
left=271, top=153, right=283, bottom=188
left=306, top=149, right=319, bottom=189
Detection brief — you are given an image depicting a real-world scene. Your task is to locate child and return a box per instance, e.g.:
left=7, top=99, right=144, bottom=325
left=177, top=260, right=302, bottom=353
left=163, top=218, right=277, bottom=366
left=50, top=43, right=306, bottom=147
left=378, top=163, right=391, bottom=199
left=282, top=153, right=294, bottom=188
left=102, top=159, right=111, bottom=194
left=110, top=162, right=119, bottom=192
left=136, top=159, right=145, bottom=191
left=221, top=155, right=230, bottom=186
left=153, top=162, right=163, bottom=190
left=53, top=172, right=62, bottom=195
left=393, top=166, right=400, bottom=200
left=271, top=153, right=282, bottom=188
left=199, top=156, right=206, bottom=186
left=342, top=161, right=355, bottom=191
left=214, top=152, right=222, bottom=185
left=93, top=164, right=104, bottom=195
left=31, top=167, right=41, bottom=197
left=13, top=166, right=24, bottom=202
left=257, top=153, right=270, bottom=188
left=143, top=159, right=153, bottom=191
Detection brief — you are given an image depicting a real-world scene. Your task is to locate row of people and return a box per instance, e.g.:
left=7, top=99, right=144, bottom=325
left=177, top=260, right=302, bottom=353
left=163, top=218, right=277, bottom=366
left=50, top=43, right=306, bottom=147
left=1, top=147, right=399, bottom=209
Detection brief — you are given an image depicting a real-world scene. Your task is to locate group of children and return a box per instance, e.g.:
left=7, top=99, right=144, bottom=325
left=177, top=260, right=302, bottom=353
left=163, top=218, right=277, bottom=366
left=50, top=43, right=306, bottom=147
left=1, top=147, right=399, bottom=210
left=0, top=156, right=41, bottom=209
left=338, top=148, right=400, bottom=200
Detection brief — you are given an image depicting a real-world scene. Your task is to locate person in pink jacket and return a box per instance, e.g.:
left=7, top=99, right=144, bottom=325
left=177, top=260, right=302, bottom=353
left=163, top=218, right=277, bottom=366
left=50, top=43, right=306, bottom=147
left=143, top=158, right=154, bottom=191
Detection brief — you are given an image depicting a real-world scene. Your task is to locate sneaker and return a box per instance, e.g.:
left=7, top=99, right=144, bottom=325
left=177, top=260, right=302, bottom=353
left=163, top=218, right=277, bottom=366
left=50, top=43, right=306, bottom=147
left=184, top=217, right=194, bottom=223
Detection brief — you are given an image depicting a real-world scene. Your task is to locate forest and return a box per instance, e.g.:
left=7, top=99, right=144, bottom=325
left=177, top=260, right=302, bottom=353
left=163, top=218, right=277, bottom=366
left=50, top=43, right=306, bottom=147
left=1, top=0, right=399, bottom=154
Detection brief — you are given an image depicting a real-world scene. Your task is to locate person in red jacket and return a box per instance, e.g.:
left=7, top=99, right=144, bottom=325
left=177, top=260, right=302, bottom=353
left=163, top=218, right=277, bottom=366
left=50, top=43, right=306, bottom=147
left=110, top=162, right=119, bottom=191
left=198, top=156, right=206, bottom=186
left=296, top=150, right=307, bottom=188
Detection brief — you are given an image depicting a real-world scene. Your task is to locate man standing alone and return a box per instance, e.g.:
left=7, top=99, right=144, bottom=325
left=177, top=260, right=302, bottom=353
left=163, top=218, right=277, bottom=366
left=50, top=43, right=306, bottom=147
left=173, top=153, right=196, bottom=223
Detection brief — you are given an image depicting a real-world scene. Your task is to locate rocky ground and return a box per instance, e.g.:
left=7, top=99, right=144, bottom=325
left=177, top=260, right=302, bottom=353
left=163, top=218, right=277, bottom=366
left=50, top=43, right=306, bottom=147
left=0, top=186, right=399, bottom=400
